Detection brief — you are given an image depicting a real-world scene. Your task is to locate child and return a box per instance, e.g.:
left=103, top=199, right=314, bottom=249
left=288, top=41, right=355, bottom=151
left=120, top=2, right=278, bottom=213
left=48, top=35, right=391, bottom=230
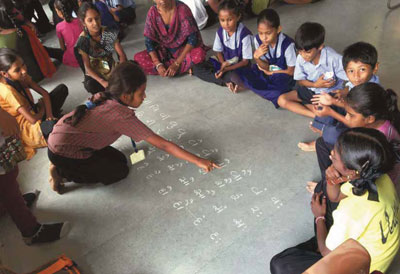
left=47, top=62, right=219, bottom=193
left=277, top=22, right=347, bottom=117
left=78, top=0, right=119, bottom=30
left=239, top=8, right=296, bottom=107
left=104, top=0, right=136, bottom=25
left=55, top=0, right=82, bottom=68
left=299, top=41, right=380, bottom=151
left=0, top=48, right=68, bottom=159
left=75, top=2, right=127, bottom=94
left=192, top=0, right=253, bottom=93
left=309, top=83, right=400, bottom=195
left=271, top=128, right=399, bottom=274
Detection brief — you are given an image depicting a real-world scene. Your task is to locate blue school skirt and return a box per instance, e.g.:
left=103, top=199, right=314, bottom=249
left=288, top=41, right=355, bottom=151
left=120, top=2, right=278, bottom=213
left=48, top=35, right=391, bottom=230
left=239, top=64, right=294, bottom=108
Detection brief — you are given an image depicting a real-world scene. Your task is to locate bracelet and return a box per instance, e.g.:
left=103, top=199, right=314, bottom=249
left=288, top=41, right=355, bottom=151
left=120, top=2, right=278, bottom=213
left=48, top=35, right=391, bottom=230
left=174, top=61, right=180, bottom=67
left=155, top=63, right=163, bottom=70
left=315, top=216, right=326, bottom=225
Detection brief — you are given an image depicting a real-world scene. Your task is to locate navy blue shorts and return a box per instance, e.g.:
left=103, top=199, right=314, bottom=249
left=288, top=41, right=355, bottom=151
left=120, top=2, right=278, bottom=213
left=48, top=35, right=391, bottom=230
left=294, top=84, right=315, bottom=105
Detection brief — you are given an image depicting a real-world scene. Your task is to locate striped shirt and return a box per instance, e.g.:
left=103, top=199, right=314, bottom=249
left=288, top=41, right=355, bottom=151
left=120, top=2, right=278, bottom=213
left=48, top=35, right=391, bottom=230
left=48, top=100, right=154, bottom=159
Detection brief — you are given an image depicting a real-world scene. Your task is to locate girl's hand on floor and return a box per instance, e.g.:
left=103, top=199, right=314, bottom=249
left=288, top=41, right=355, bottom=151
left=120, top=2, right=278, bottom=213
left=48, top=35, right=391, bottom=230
left=311, top=191, right=326, bottom=218
left=196, top=158, right=221, bottom=173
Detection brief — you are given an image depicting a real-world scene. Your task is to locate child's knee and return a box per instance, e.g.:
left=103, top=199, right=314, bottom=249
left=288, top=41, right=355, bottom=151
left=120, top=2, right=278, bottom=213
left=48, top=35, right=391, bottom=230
left=277, top=94, right=288, bottom=108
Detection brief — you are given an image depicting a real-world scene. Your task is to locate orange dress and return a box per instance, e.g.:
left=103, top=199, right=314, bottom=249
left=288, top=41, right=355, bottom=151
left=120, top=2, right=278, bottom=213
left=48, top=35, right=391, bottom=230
left=0, top=82, right=46, bottom=159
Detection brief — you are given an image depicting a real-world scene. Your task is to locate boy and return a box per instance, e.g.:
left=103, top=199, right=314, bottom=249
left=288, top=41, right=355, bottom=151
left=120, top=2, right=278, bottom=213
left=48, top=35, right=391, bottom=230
left=277, top=22, right=347, bottom=118
left=306, top=42, right=380, bottom=194
left=298, top=41, right=380, bottom=151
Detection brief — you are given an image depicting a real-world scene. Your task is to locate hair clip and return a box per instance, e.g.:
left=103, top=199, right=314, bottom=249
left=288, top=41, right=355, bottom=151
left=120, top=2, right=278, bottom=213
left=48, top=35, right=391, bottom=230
left=361, top=160, right=370, bottom=170
left=85, top=101, right=96, bottom=110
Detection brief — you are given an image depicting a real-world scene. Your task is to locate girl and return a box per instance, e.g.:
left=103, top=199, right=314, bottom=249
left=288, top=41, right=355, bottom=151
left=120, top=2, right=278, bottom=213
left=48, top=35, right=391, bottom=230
left=0, top=109, right=69, bottom=245
left=0, top=0, right=60, bottom=82
left=239, top=9, right=296, bottom=107
left=75, top=2, right=127, bottom=94
left=133, top=0, right=207, bottom=77
left=55, top=0, right=82, bottom=67
left=271, top=128, right=399, bottom=274
left=48, top=62, right=219, bottom=194
left=78, top=0, right=120, bottom=31
left=309, top=83, right=400, bottom=194
left=192, top=0, right=252, bottom=93
left=0, top=48, right=68, bottom=159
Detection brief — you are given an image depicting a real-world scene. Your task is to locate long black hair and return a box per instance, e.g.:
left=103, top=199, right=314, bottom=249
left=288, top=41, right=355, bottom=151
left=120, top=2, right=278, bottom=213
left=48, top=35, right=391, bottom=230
left=336, top=127, right=395, bottom=201
left=65, top=61, right=147, bottom=126
left=0, top=48, right=19, bottom=75
left=0, top=0, right=22, bottom=36
left=346, top=82, right=400, bottom=133
left=54, top=0, right=77, bottom=23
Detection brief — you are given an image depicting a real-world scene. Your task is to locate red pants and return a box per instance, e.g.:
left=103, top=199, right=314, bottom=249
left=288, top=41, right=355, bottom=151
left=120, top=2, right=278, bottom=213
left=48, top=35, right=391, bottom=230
left=134, top=46, right=207, bottom=75
left=0, top=167, right=39, bottom=237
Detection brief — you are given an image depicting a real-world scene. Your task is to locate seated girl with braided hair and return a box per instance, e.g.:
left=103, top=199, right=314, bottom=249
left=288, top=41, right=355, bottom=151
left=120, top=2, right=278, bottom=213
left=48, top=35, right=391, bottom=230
left=270, top=127, right=400, bottom=274
left=55, top=0, right=82, bottom=68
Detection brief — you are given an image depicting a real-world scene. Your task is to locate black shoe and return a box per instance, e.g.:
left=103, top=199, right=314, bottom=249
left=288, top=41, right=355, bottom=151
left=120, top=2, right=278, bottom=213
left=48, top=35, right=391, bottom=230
left=24, top=222, right=70, bottom=245
left=22, top=190, right=40, bottom=208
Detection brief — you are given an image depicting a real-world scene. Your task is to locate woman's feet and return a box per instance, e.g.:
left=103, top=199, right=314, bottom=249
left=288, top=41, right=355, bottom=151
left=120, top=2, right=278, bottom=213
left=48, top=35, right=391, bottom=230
left=23, top=222, right=70, bottom=245
left=306, top=181, right=318, bottom=194
left=49, top=163, right=65, bottom=194
left=298, top=140, right=316, bottom=152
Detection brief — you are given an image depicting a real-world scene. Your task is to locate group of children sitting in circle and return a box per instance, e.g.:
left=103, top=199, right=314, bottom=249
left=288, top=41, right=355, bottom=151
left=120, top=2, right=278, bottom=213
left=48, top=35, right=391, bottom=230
left=0, top=0, right=399, bottom=273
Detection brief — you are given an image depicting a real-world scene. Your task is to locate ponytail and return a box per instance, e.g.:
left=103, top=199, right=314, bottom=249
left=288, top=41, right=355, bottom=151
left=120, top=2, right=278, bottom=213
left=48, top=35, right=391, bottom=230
left=0, top=0, right=22, bottom=36
left=385, top=88, right=400, bottom=133
left=336, top=127, right=395, bottom=201
left=346, top=83, right=400, bottom=133
left=65, top=61, right=147, bottom=127
left=54, top=0, right=73, bottom=23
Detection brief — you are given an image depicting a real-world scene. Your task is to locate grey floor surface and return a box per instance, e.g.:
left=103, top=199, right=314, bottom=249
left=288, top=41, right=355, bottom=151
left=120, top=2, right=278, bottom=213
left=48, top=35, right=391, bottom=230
left=1, top=0, right=400, bottom=273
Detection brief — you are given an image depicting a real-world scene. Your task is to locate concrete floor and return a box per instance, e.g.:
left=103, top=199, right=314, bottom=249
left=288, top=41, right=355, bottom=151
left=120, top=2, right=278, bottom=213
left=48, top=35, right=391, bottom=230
left=1, top=0, right=400, bottom=273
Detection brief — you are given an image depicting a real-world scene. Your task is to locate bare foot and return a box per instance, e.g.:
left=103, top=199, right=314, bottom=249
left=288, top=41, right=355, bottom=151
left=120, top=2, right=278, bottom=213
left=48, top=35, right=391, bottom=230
left=298, top=140, right=316, bottom=152
left=226, top=82, right=238, bottom=93
left=188, top=68, right=193, bottom=76
left=306, top=181, right=318, bottom=194
left=49, top=164, right=64, bottom=194
left=309, top=122, right=322, bottom=135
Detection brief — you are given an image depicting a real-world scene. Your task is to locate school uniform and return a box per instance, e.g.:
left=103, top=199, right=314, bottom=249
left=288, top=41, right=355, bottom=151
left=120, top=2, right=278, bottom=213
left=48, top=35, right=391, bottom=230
left=193, top=22, right=252, bottom=86
left=239, top=32, right=296, bottom=108
left=293, top=46, right=347, bottom=105
left=105, top=0, right=136, bottom=24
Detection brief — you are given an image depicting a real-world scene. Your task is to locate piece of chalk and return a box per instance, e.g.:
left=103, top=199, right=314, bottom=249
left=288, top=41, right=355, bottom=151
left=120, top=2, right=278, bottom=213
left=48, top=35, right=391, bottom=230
left=130, top=149, right=145, bottom=165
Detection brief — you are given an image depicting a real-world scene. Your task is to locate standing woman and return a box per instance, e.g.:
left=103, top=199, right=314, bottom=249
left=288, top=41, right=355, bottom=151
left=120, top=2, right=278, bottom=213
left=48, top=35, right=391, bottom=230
left=270, top=128, right=400, bottom=274
left=75, top=2, right=127, bottom=94
left=134, top=0, right=208, bottom=77
left=48, top=62, right=219, bottom=193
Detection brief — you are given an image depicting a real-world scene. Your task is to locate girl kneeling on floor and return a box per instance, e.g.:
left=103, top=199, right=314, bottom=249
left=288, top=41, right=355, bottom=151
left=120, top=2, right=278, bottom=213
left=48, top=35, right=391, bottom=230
left=0, top=48, right=68, bottom=159
left=48, top=61, right=219, bottom=194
